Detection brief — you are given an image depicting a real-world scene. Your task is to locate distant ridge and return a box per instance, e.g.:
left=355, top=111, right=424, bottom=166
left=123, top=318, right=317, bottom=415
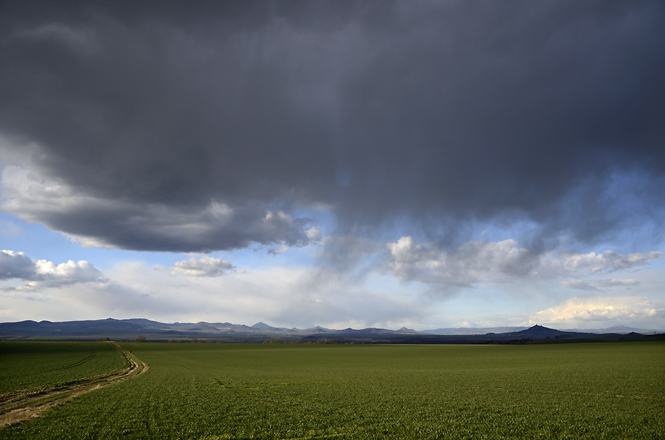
left=504, top=324, right=568, bottom=339
left=424, top=326, right=528, bottom=335
left=562, top=325, right=661, bottom=335
left=304, top=326, right=330, bottom=332
left=0, top=319, right=662, bottom=343
left=251, top=322, right=278, bottom=330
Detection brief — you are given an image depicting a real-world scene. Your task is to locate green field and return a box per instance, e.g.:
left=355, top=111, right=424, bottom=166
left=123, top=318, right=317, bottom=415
left=1, top=342, right=664, bottom=439
left=0, top=341, right=129, bottom=394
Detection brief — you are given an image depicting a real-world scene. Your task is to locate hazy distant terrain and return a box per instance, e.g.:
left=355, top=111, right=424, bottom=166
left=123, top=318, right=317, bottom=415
left=1, top=319, right=662, bottom=344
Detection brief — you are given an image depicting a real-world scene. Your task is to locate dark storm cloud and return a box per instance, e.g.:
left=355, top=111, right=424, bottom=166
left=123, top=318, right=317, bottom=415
left=0, top=0, right=664, bottom=252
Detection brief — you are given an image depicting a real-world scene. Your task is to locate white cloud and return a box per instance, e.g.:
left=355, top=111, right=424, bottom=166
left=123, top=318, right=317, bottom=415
left=382, top=236, right=663, bottom=290
left=559, top=250, right=663, bottom=274
left=596, top=278, right=639, bottom=288
left=0, top=249, right=107, bottom=291
left=383, top=237, right=538, bottom=286
left=32, top=259, right=106, bottom=288
left=268, top=244, right=289, bottom=255
left=531, top=296, right=661, bottom=325
left=561, top=277, right=640, bottom=291
left=161, top=256, right=235, bottom=277
left=306, top=226, right=322, bottom=241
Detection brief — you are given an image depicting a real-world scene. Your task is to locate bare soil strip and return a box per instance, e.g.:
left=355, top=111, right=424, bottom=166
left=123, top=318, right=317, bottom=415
left=0, top=342, right=148, bottom=429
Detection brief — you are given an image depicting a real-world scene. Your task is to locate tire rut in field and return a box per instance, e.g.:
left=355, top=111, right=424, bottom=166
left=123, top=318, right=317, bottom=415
left=211, top=375, right=279, bottom=408
left=58, top=342, right=99, bottom=370
left=0, top=342, right=148, bottom=429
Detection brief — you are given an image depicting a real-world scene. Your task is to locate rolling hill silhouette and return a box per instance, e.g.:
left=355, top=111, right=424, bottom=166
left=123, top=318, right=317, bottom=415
left=0, top=320, right=661, bottom=343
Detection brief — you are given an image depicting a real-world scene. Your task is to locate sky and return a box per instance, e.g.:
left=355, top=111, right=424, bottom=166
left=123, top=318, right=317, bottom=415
left=1, top=0, right=665, bottom=331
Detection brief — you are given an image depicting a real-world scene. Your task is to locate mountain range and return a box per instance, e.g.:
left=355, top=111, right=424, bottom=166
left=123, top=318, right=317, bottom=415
left=0, top=318, right=662, bottom=343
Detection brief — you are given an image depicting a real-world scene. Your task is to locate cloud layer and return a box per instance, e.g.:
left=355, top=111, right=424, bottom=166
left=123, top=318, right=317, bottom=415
left=1, top=245, right=663, bottom=329
left=162, top=256, right=235, bottom=277
left=0, top=2, right=664, bottom=330
left=532, top=296, right=662, bottom=325
left=1, top=166, right=320, bottom=252
left=0, top=250, right=107, bottom=290
left=0, top=1, right=663, bottom=252
left=382, top=236, right=662, bottom=288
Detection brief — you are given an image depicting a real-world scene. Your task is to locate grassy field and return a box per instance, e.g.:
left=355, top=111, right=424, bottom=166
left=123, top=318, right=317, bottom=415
left=0, top=341, right=129, bottom=394
left=1, top=341, right=663, bottom=439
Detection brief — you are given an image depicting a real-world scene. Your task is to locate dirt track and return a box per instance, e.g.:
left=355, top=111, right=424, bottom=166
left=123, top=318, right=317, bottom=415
left=0, top=342, right=147, bottom=428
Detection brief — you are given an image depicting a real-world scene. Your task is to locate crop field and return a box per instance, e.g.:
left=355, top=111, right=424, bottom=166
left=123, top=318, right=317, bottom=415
left=0, top=341, right=129, bottom=394
left=1, top=341, right=663, bottom=439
